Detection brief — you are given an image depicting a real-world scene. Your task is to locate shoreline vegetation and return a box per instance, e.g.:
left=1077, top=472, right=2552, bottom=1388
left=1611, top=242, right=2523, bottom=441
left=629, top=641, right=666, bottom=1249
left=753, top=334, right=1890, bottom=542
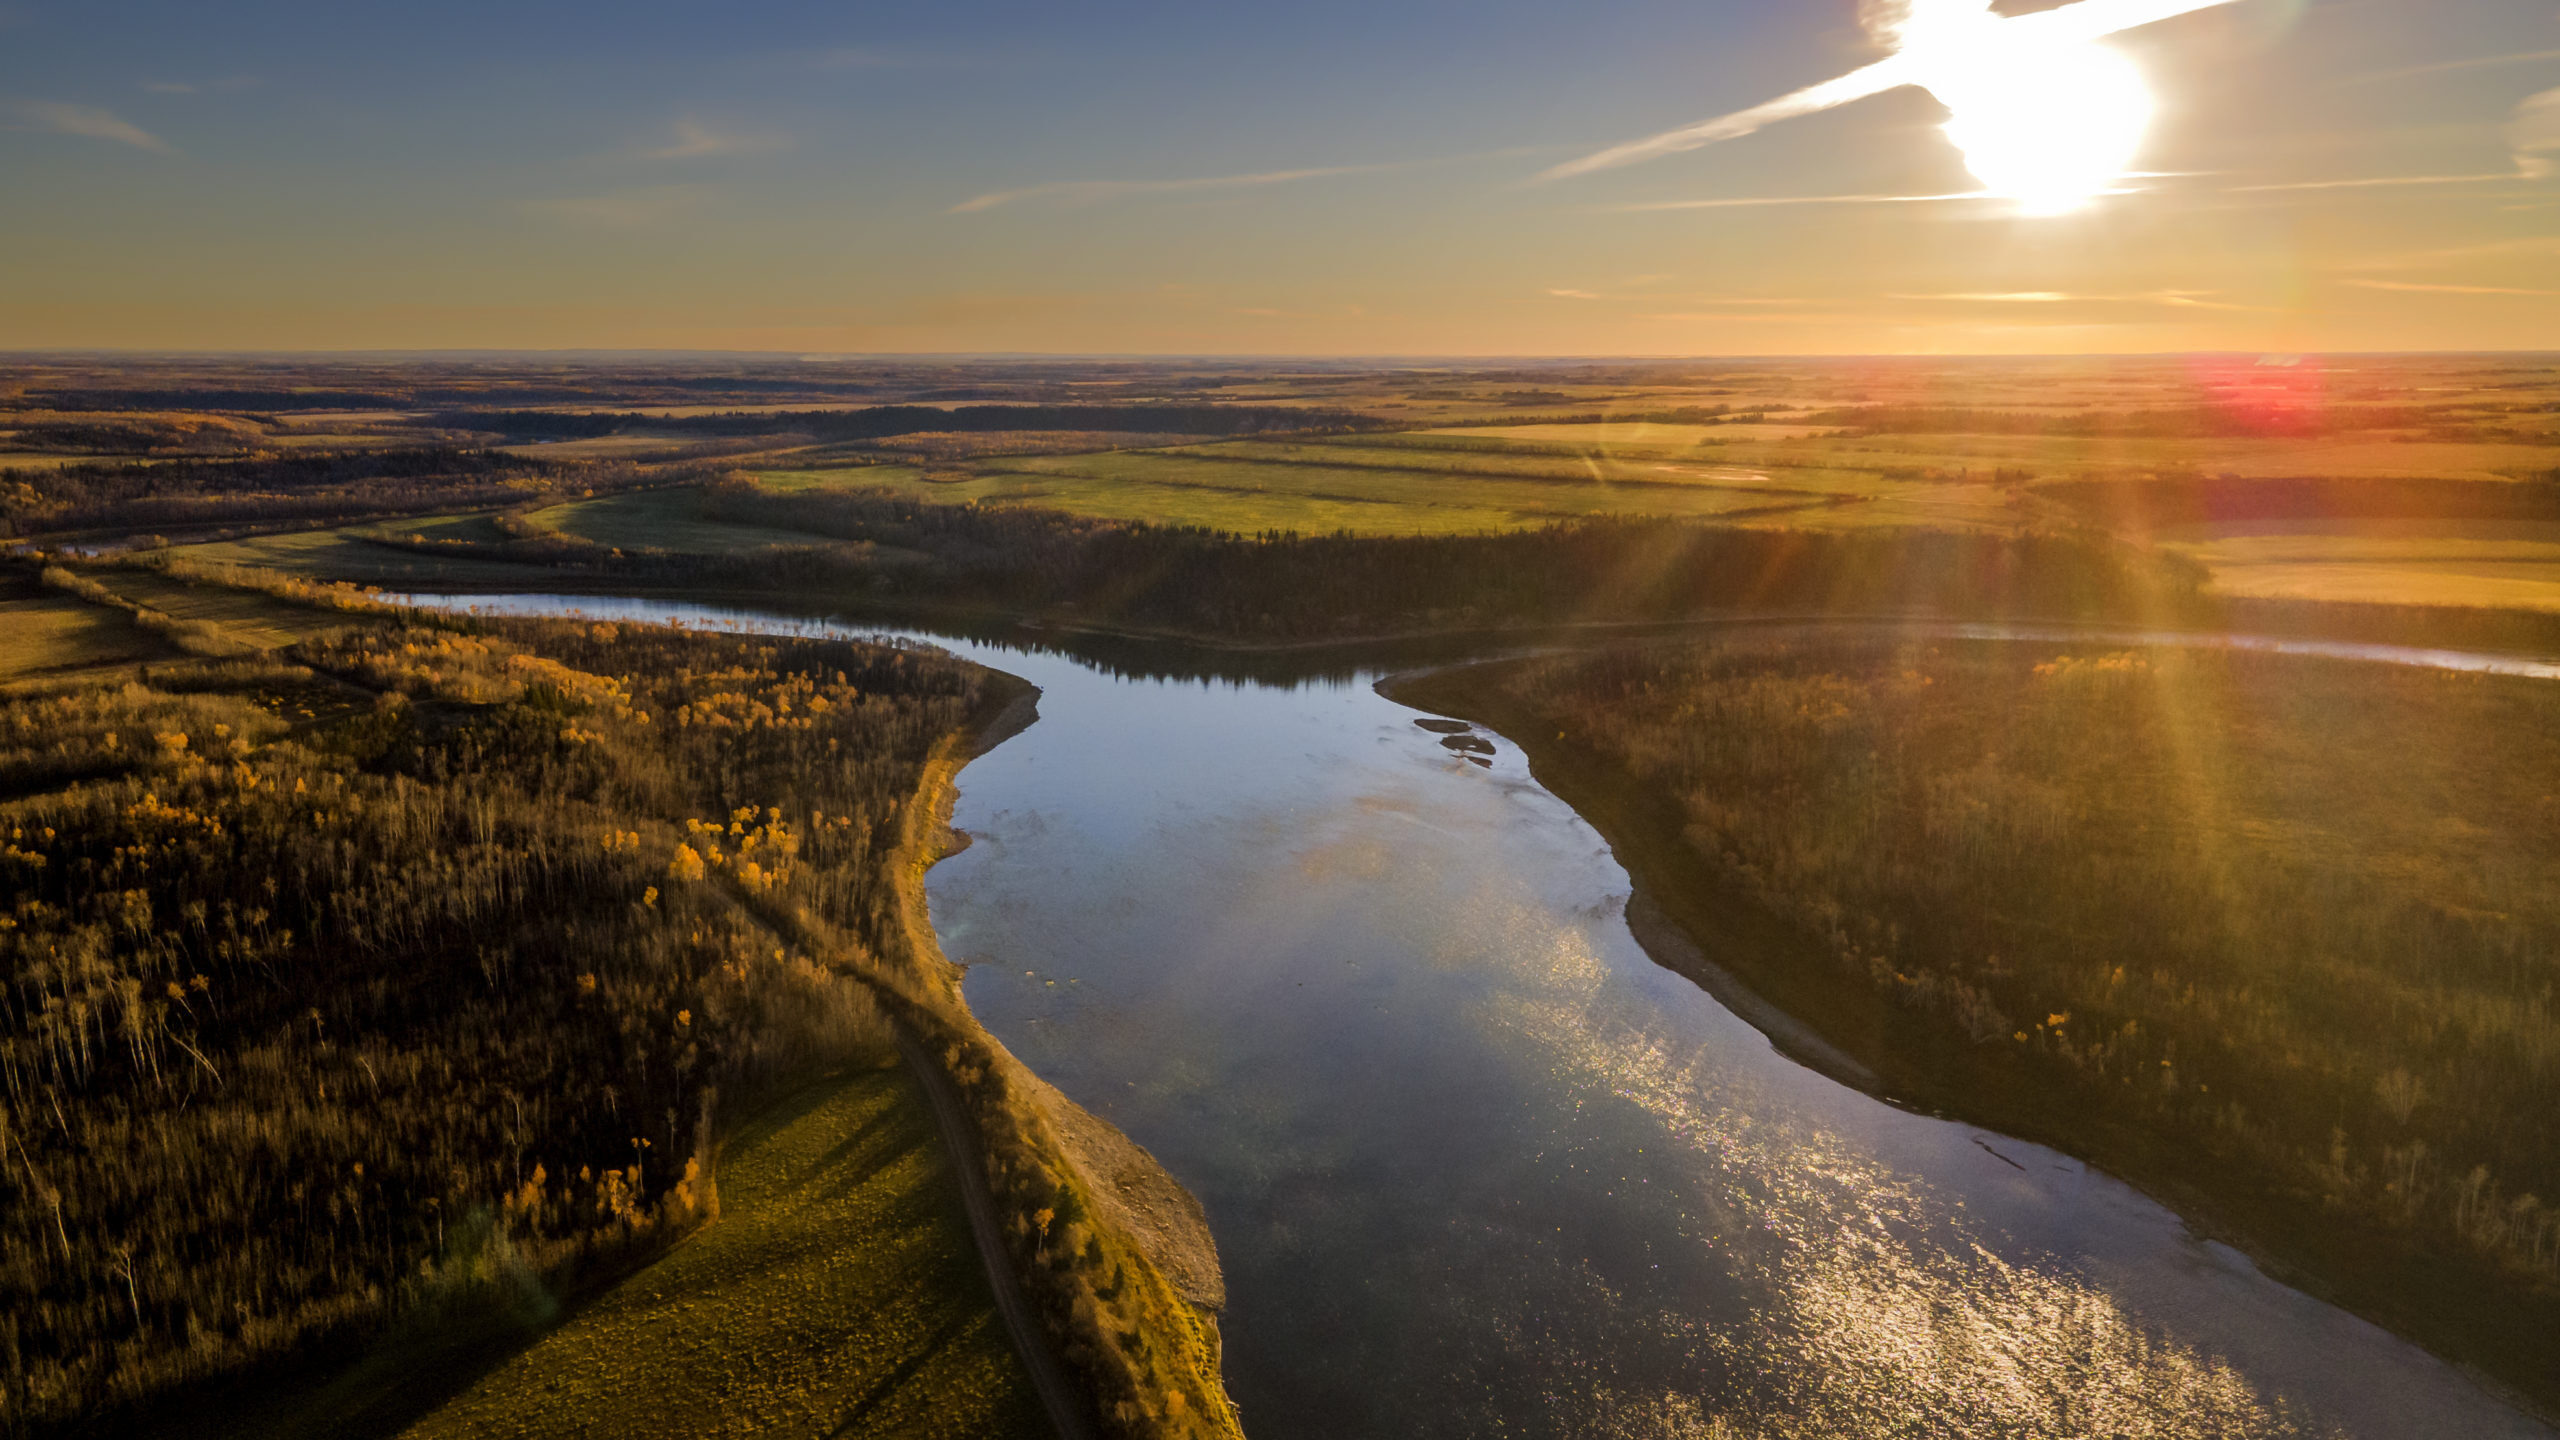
left=0, top=562, right=1237, bottom=1440
left=1384, top=639, right=2560, bottom=1421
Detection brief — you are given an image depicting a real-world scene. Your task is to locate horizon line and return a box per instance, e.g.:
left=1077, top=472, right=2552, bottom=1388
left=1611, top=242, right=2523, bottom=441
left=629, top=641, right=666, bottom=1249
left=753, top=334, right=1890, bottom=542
left=6, top=346, right=2560, bottom=363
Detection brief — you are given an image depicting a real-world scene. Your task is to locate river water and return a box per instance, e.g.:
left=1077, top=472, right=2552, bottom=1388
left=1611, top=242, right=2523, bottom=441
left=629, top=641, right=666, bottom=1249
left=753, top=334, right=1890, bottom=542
left=397, top=594, right=2555, bottom=1440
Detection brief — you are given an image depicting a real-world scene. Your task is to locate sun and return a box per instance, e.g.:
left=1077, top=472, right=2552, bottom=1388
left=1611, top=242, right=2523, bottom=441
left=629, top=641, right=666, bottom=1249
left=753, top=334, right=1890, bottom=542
left=1916, top=29, right=2157, bottom=215
left=1545, top=0, right=2221, bottom=217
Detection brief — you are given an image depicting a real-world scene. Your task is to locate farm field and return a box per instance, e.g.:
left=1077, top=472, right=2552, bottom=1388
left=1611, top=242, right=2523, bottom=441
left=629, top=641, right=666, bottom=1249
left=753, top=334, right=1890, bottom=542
left=1, top=452, right=173, bottom=472
left=392, top=1069, right=1043, bottom=1440
left=0, top=587, right=170, bottom=683
left=757, top=443, right=1865, bottom=536
left=761, top=459, right=1543, bottom=535
left=166, top=527, right=583, bottom=589
left=2162, top=520, right=2560, bottom=612
left=524, top=488, right=850, bottom=553
left=84, top=568, right=361, bottom=649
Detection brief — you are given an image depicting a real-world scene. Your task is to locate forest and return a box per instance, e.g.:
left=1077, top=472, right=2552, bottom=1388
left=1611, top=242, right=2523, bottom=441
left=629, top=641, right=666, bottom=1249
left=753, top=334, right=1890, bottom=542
left=429, top=404, right=1390, bottom=445
left=1392, top=637, right=2560, bottom=1410
left=0, top=582, right=1235, bottom=1440
left=0, top=451, right=622, bottom=541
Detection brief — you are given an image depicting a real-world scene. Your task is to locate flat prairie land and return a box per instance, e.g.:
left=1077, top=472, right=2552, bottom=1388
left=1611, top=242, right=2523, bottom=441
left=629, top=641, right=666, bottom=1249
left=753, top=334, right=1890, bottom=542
left=393, top=1069, right=1043, bottom=1440
left=1431, top=422, right=1739, bottom=449
left=168, top=529, right=566, bottom=590
left=756, top=443, right=1859, bottom=536
left=0, top=591, right=170, bottom=682
left=496, top=434, right=720, bottom=461
left=760, top=457, right=1530, bottom=535
left=85, top=569, right=356, bottom=648
left=0, top=452, right=165, bottom=472
left=524, top=489, right=844, bottom=554
left=754, top=464, right=929, bottom=495
left=2162, top=525, right=2560, bottom=612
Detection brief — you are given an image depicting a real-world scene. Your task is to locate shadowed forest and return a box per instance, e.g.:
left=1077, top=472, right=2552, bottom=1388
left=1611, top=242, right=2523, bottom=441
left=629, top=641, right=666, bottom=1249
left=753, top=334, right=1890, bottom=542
left=1392, top=637, right=2560, bottom=1401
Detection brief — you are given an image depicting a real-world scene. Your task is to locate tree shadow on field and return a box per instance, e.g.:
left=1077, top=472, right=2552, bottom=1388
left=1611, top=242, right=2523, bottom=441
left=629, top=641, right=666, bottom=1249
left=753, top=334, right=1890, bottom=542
left=102, top=1074, right=880, bottom=1440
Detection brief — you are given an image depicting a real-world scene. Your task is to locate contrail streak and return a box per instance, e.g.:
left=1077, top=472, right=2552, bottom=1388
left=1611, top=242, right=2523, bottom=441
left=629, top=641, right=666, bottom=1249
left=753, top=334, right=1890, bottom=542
left=1542, top=0, right=2244, bottom=182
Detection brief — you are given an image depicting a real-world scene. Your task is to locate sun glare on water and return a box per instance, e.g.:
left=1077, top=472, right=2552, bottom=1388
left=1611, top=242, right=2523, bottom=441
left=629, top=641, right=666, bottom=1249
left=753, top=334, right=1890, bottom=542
left=1904, top=15, right=2157, bottom=214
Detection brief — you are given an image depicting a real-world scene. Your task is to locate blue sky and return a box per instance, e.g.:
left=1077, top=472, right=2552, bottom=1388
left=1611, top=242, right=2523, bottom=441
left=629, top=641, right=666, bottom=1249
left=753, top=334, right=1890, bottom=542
left=2, top=0, right=2556, bottom=352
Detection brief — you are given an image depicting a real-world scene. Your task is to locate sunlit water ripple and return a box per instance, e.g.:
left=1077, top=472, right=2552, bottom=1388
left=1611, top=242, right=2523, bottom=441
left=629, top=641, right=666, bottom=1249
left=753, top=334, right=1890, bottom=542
left=393, top=593, right=2555, bottom=1440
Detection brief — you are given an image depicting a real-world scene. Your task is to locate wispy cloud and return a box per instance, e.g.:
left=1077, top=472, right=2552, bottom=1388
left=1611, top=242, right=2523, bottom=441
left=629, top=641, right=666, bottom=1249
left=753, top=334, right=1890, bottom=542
left=1892, top=291, right=2075, bottom=302
left=4, top=99, right=174, bottom=153
left=642, top=119, right=788, bottom=161
left=2344, top=278, right=2560, bottom=298
left=2227, top=171, right=2536, bottom=193
left=523, top=184, right=712, bottom=228
left=2516, top=87, right=2560, bottom=179
left=2337, top=233, right=2560, bottom=274
left=952, top=162, right=1400, bottom=214
left=2342, top=48, right=2560, bottom=86
left=2233, top=90, right=2560, bottom=191
left=1889, top=288, right=2268, bottom=310
left=1549, top=286, right=1816, bottom=304
left=1614, top=190, right=1994, bottom=212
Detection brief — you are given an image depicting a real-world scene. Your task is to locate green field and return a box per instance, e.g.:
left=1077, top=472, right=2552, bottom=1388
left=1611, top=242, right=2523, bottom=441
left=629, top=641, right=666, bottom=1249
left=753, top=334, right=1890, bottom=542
left=757, top=443, right=1853, bottom=536
left=0, top=452, right=168, bottom=472
left=88, top=569, right=361, bottom=648
left=755, top=463, right=929, bottom=495
left=167, top=528, right=566, bottom=589
left=395, top=1069, right=1043, bottom=1440
left=524, top=489, right=849, bottom=554
left=0, top=589, right=170, bottom=682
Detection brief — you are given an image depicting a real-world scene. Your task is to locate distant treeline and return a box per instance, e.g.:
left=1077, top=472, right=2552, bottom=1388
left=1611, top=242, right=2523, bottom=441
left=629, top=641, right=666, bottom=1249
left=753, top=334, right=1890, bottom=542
left=504, top=482, right=2207, bottom=640
left=1, top=449, right=598, bottom=538
left=1431, top=406, right=1750, bottom=428
left=16, top=378, right=884, bottom=412
left=1799, top=404, right=2463, bottom=439
left=427, top=404, right=1393, bottom=445
left=2037, top=475, right=2560, bottom=529
left=3, top=417, right=270, bottom=458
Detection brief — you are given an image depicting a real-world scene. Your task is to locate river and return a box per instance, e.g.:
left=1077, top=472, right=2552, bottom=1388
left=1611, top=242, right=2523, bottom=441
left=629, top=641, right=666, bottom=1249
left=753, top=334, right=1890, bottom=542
left=395, top=594, right=2556, bottom=1440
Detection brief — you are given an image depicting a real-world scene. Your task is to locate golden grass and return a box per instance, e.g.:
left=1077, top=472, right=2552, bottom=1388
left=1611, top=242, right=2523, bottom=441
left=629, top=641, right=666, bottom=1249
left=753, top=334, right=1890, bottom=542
left=0, top=593, right=169, bottom=681
left=0, top=453, right=170, bottom=471
left=1425, top=422, right=1735, bottom=449
left=495, top=435, right=709, bottom=460
left=2162, top=521, right=2560, bottom=612
left=81, top=570, right=354, bottom=649
left=394, top=1069, right=1044, bottom=1440
left=758, top=462, right=1534, bottom=536
left=2199, top=561, right=2560, bottom=612
left=755, top=447, right=1848, bottom=537
left=754, top=464, right=929, bottom=495
left=167, top=529, right=570, bottom=589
